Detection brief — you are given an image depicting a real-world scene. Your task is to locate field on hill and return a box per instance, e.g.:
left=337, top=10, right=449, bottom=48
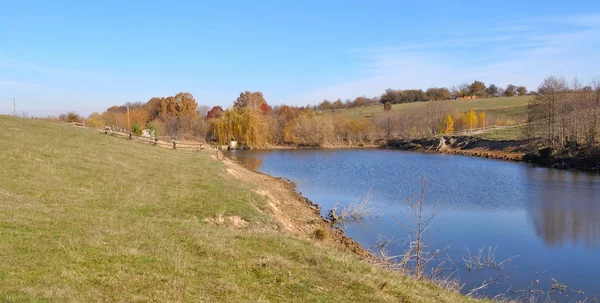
left=0, top=116, right=481, bottom=302
left=343, top=96, right=531, bottom=121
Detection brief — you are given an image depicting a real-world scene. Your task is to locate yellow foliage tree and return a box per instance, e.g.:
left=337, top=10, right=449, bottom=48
left=213, top=107, right=268, bottom=147
left=442, top=114, right=454, bottom=134
left=465, top=110, right=478, bottom=130
left=478, top=112, right=487, bottom=128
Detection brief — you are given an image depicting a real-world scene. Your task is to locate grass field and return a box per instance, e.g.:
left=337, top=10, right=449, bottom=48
left=0, top=115, right=482, bottom=302
left=343, top=96, right=531, bottom=120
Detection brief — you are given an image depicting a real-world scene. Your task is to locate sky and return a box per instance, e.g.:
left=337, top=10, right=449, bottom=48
left=1, top=0, right=600, bottom=116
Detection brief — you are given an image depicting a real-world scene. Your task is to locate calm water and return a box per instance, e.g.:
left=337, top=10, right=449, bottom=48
left=225, top=149, right=600, bottom=301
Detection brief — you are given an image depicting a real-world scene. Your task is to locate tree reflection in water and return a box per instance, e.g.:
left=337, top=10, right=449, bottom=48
left=527, top=169, right=600, bottom=248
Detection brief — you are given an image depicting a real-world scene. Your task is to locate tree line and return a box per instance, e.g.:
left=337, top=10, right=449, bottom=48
left=315, top=81, right=529, bottom=111
left=53, top=76, right=598, bottom=151
left=526, top=76, right=600, bottom=150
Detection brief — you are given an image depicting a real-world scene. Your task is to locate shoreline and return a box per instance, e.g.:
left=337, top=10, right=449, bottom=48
left=214, top=151, right=376, bottom=260
left=247, top=136, right=599, bottom=172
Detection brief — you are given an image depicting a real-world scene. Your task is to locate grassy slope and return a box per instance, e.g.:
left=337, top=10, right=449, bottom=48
left=0, top=116, right=481, bottom=302
left=343, top=96, right=531, bottom=120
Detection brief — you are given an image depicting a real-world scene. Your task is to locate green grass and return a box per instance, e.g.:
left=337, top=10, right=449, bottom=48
left=0, top=116, right=482, bottom=302
left=343, top=96, right=531, bottom=120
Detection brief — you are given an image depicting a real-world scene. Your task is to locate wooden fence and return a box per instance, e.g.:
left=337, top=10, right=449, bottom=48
left=94, top=128, right=205, bottom=151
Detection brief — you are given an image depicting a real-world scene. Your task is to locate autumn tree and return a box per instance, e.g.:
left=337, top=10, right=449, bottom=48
left=442, top=114, right=455, bottom=134
left=426, top=87, right=452, bottom=101
left=478, top=112, right=487, bottom=128
left=206, top=106, right=224, bottom=119
left=380, top=89, right=402, bottom=104
left=87, top=112, right=105, bottom=129
left=353, top=96, right=367, bottom=107
left=234, top=91, right=267, bottom=110
left=332, top=99, right=344, bottom=110
left=318, top=100, right=333, bottom=111
left=517, top=86, right=528, bottom=96
left=212, top=107, right=268, bottom=147
left=465, top=110, right=478, bottom=130
left=383, top=102, right=392, bottom=111
left=259, top=102, right=272, bottom=115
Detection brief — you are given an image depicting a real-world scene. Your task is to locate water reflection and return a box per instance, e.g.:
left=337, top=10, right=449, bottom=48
left=527, top=169, right=600, bottom=248
left=225, top=150, right=264, bottom=170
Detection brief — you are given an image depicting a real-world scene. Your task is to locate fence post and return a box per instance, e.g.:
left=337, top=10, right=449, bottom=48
left=154, top=138, right=158, bottom=146
left=104, top=126, right=108, bottom=134
left=173, top=140, right=176, bottom=150
left=129, top=133, right=132, bottom=140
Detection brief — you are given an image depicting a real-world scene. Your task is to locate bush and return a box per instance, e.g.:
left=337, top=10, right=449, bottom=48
left=61, top=111, right=82, bottom=123
left=132, top=121, right=142, bottom=135
left=312, top=228, right=326, bottom=241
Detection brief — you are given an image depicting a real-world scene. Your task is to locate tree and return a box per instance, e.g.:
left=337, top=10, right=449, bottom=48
left=206, top=106, right=224, bottom=119
left=465, top=110, right=478, bottom=130
left=426, top=87, right=451, bottom=101
left=380, top=89, right=402, bottom=104
left=504, top=84, right=517, bottom=97
left=234, top=91, right=267, bottom=110
left=197, top=105, right=211, bottom=117
left=64, top=111, right=82, bottom=123
left=259, top=102, right=272, bottom=115
left=470, top=81, right=487, bottom=98
left=383, top=102, right=392, bottom=111
left=442, top=114, right=454, bottom=134
left=318, top=100, right=333, bottom=111
left=87, top=112, right=105, bottom=129
left=486, top=84, right=499, bottom=97
left=526, top=76, right=568, bottom=149
left=478, top=112, right=487, bottom=128
left=517, top=86, right=527, bottom=96
left=353, top=96, right=367, bottom=107
left=457, top=83, right=471, bottom=98
left=332, top=99, right=344, bottom=110
left=132, top=120, right=142, bottom=135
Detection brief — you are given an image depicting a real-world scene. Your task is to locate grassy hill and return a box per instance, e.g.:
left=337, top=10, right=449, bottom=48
left=343, top=96, right=531, bottom=121
left=0, top=116, right=481, bottom=302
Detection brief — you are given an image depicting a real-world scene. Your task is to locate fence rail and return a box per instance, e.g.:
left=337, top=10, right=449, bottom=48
left=93, top=127, right=205, bottom=151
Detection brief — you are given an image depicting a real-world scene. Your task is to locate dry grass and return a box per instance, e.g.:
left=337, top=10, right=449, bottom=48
left=0, top=115, right=486, bottom=302
left=329, top=195, right=379, bottom=222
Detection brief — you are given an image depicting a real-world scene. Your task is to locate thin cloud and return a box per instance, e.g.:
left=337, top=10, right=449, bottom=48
left=286, top=13, right=600, bottom=105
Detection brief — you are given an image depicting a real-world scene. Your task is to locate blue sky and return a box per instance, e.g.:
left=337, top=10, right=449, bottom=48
left=1, top=0, right=600, bottom=116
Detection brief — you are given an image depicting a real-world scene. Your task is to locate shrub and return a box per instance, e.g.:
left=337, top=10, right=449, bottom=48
left=313, top=228, right=326, bottom=241
left=132, top=121, right=142, bottom=135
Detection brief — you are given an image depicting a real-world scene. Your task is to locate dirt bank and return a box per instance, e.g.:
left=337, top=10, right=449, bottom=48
left=212, top=151, right=374, bottom=260
left=385, top=136, right=535, bottom=161
left=386, top=136, right=600, bottom=172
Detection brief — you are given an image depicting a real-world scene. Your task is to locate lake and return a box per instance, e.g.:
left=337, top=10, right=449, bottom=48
left=224, top=149, right=600, bottom=301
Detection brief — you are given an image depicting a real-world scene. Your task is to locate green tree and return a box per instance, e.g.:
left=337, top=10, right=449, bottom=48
left=504, top=84, right=517, bottom=97
left=470, top=81, right=487, bottom=98
left=132, top=120, right=142, bottom=135
left=517, top=86, right=528, bottom=96
left=486, top=84, right=499, bottom=97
